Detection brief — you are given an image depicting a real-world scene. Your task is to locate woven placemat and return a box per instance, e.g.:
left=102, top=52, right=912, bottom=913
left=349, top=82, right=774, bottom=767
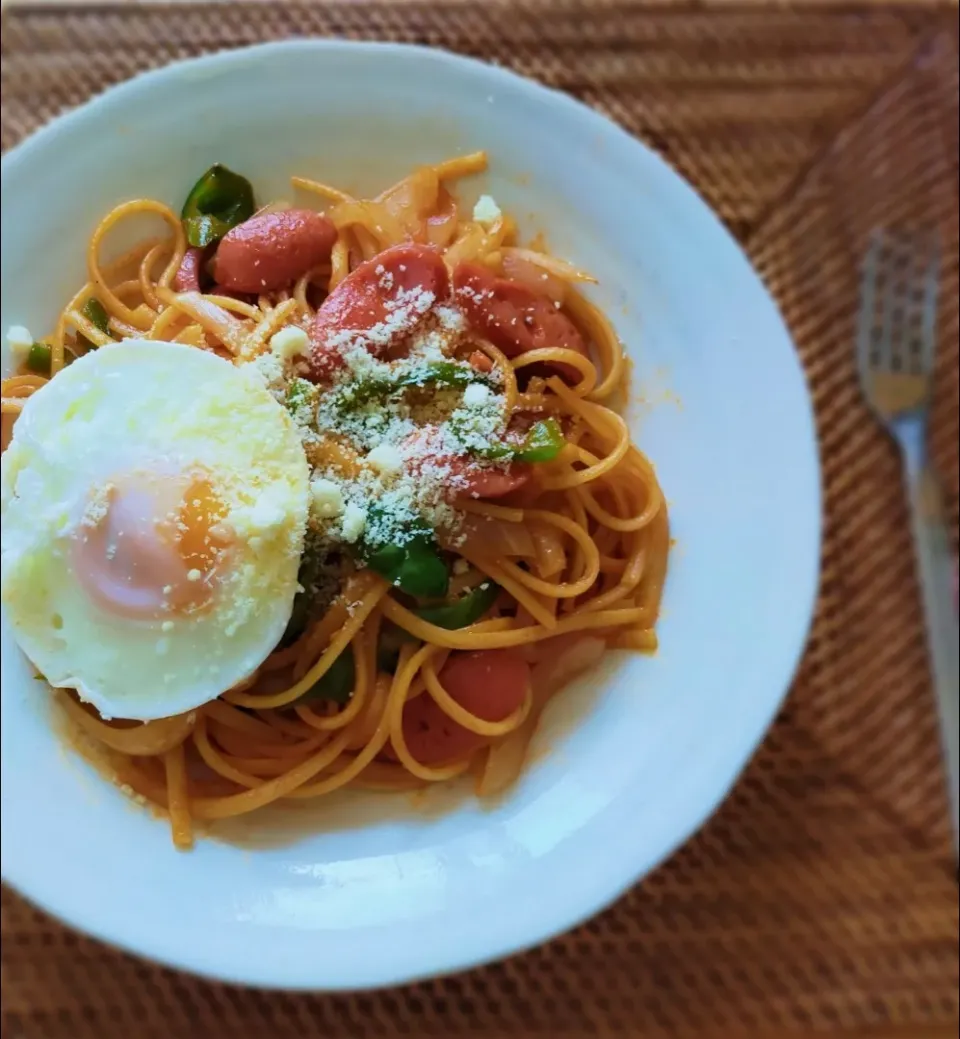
left=2, top=4, right=958, bottom=1038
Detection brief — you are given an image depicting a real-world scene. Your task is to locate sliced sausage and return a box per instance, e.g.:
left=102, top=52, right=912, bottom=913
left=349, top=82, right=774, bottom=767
left=424, top=186, right=459, bottom=249
left=400, top=650, right=530, bottom=765
left=447, top=457, right=531, bottom=499
left=454, top=261, right=588, bottom=380
left=173, top=247, right=205, bottom=293
left=308, top=243, right=449, bottom=380
left=213, top=209, right=337, bottom=294
left=402, top=426, right=530, bottom=501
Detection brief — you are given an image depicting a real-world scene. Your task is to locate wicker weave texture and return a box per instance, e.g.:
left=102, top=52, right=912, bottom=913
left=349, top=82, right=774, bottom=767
left=1, top=4, right=958, bottom=1038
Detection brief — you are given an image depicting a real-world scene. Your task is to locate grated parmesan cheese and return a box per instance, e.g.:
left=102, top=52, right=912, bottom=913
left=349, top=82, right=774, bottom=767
left=472, top=195, right=502, bottom=227
left=366, top=443, right=404, bottom=476
left=81, top=483, right=114, bottom=528
left=340, top=502, right=367, bottom=543
left=229, top=494, right=289, bottom=537
left=310, top=478, right=345, bottom=518
left=229, top=248, right=522, bottom=600
left=250, top=349, right=285, bottom=393
left=324, top=284, right=436, bottom=361
left=6, top=324, right=33, bottom=360
left=462, top=382, right=492, bottom=408
left=269, top=325, right=310, bottom=361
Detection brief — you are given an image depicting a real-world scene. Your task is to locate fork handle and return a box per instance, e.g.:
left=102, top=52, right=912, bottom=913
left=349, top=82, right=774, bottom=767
left=902, top=444, right=959, bottom=861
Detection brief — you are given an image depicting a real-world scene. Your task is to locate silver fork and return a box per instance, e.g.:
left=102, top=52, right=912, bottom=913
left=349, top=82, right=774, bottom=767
left=857, top=230, right=959, bottom=860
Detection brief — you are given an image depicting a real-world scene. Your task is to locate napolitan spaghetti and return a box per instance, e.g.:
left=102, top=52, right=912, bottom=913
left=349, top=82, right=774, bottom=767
left=0, top=153, right=668, bottom=850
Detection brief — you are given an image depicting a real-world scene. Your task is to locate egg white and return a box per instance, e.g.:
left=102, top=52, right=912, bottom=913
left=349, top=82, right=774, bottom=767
left=0, top=341, right=310, bottom=720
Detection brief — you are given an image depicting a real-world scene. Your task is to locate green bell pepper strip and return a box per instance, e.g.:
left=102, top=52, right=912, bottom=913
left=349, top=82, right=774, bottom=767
left=451, top=417, right=565, bottom=464
left=290, top=649, right=355, bottom=706
left=280, top=549, right=327, bottom=648
left=395, top=361, right=480, bottom=391
left=415, top=581, right=500, bottom=630
left=513, top=418, right=565, bottom=463
left=376, top=623, right=416, bottom=673
left=82, top=297, right=110, bottom=335
left=181, top=164, right=256, bottom=248
left=365, top=534, right=449, bottom=599
left=73, top=297, right=112, bottom=353
left=25, top=343, right=52, bottom=375
left=285, top=378, right=314, bottom=409
left=339, top=361, right=491, bottom=409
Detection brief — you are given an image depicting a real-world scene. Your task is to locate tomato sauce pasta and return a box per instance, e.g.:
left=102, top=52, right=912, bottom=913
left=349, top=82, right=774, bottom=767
left=0, top=152, right=668, bottom=849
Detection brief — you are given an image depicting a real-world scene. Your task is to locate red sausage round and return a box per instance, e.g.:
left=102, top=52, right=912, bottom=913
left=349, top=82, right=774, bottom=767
left=400, top=650, right=530, bottom=765
left=402, top=427, right=531, bottom=500
left=213, top=209, right=337, bottom=294
left=446, top=458, right=531, bottom=499
left=172, top=247, right=205, bottom=293
left=453, top=261, right=588, bottom=379
left=309, top=243, right=449, bottom=380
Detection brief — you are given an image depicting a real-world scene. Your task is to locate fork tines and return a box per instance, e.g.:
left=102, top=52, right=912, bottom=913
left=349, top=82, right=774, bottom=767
left=858, top=229, right=940, bottom=378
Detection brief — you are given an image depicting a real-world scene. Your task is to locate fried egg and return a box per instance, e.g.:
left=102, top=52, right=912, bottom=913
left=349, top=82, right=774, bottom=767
left=0, top=341, right=310, bottom=720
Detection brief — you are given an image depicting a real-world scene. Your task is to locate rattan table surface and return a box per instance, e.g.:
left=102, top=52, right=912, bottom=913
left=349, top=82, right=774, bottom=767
left=1, top=3, right=958, bottom=1038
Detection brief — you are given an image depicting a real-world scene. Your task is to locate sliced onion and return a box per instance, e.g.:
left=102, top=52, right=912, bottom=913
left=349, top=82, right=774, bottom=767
left=378, top=167, right=440, bottom=241
left=530, top=635, right=606, bottom=701
left=444, top=221, right=505, bottom=267
left=155, top=287, right=246, bottom=354
left=329, top=200, right=406, bottom=250
left=453, top=514, right=536, bottom=559
left=531, top=523, right=566, bottom=578
left=502, top=247, right=597, bottom=284
left=501, top=250, right=567, bottom=306
left=425, top=186, right=459, bottom=248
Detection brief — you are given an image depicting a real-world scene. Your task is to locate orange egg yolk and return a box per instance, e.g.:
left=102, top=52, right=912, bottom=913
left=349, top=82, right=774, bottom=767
left=71, top=470, right=231, bottom=620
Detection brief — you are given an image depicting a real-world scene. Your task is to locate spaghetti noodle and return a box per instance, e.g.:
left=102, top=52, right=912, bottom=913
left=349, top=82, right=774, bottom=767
left=1, top=154, right=668, bottom=850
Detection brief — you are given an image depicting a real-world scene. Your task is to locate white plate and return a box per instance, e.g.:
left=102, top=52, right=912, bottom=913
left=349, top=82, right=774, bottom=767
left=0, top=41, right=820, bottom=990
